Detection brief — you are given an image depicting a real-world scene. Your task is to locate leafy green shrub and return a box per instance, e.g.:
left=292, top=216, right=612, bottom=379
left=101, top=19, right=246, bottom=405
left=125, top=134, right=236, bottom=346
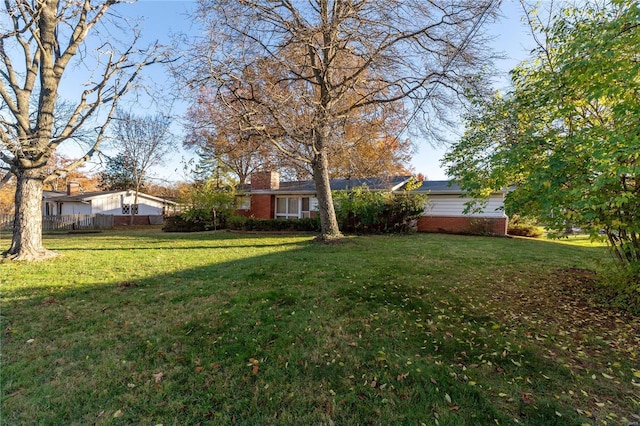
left=163, top=214, right=211, bottom=232
left=227, top=215, right=321, bottom=232
left=333, top=180, right=426, bottom=234
left=508, top=223, right=544, bottom=238
left=382, top=192, right=426, bottom=233
left=507, top=214, right=544, bottom=238
left=163, top=181, right=238, bottom=232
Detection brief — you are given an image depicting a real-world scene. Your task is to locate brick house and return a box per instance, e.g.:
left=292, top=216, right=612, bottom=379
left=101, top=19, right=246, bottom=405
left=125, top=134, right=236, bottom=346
left=238, top=171, right=508, bottom=235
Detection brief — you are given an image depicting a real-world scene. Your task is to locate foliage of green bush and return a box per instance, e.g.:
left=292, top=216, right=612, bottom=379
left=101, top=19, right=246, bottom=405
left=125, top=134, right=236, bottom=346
left=333, top=181, right=426, bottom=234
left=508, top=223, right=544, bottom=238
left=162, top=214, right=212, bottom=232
left=507, top=215, right=544, bottom=238
left=163, top=181, right=237, bottom=232
left=227, top=215, right=321, bottom=232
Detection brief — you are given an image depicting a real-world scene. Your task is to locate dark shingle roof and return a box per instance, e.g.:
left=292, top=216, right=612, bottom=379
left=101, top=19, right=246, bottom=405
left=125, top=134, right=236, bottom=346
left=411, top=180, right=463, bottom=194
left=279, top=176, right=413, bottom=192
left=240, top=176, right=467, bottom=194
left=242, top=175, right=415, bottom=193
left=44, top=190, right=124, bottom=202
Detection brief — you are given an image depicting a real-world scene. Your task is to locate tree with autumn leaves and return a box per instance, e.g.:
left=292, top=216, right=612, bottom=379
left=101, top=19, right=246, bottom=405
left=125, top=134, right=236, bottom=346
left=181, top=0, right=498, bottom=240
left=184, top=84, right=414, bottom=183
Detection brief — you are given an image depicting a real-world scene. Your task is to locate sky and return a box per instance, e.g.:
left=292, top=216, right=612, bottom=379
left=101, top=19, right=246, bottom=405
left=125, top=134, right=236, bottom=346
left=61, top=0, right=538, bottom=183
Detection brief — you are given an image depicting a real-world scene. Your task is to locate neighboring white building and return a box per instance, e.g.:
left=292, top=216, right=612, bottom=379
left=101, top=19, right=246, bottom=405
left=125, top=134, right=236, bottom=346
left=43, top=182, right=177, bottom=224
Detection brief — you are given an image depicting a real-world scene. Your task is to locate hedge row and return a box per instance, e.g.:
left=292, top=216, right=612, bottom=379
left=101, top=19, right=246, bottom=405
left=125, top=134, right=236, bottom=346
left=227, top=216, right=321, bottom=232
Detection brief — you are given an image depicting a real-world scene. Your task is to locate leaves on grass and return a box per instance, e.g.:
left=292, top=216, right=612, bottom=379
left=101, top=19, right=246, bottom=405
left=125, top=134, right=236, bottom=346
left=118, top=281, right=139, bottom=290
left=396, top=372, right=409, bottom=381
left=248, top=358, right=259, bottom=374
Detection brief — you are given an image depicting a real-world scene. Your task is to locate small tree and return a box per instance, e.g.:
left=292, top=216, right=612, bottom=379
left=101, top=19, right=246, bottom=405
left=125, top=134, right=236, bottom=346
left=98, top=154, right=141, bottom=192
left=170, top=179, right=237, bottom=232
left=106, top=110, right=174, bottom=224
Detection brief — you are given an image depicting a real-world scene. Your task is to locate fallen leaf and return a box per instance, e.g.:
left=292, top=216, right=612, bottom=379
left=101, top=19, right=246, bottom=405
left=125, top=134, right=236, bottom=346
left=113, top=409, right=123, bottom=418
left=7, top=389, right=23, bottom=398
left=153, top=372, right=164, bottom=383
left=195, top=366, right=203, bottom=372
left=521, top=393, right=534, bottom=404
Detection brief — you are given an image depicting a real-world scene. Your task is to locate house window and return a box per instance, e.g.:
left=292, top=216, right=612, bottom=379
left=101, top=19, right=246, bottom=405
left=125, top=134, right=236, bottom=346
left=122, top=204, right=138, bottom=215
left=275, top=196, right=310, bottom=219
left=301, top=197, right=311, bottom=218
left=239, top=196, right=251, bottom=210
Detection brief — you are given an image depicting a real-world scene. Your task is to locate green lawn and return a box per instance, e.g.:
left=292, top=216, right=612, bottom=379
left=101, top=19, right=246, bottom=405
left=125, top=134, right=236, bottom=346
left=1, top=230, right=638, bottom=425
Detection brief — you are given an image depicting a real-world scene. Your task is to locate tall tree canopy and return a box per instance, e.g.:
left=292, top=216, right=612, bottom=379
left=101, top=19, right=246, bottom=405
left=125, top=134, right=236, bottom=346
left=444, top=0, right=640, bottom=280
left=183, top=0, right=498, bottom=240
left=0, top=0, right=166, bottom=260
left=183, top=88, right=282, bottom=184
left=184, top=81, right=414, bottom=183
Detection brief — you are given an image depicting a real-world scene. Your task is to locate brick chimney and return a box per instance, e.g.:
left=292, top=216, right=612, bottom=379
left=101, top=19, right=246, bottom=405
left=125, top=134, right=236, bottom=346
left=250, top=171, right=280, bottom=190
left=67, top=181, right=81, bottom=195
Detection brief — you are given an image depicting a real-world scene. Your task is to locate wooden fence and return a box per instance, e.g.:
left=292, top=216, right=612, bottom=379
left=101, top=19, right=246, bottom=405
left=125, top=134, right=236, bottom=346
left=0, top=214, right=114, bottom=231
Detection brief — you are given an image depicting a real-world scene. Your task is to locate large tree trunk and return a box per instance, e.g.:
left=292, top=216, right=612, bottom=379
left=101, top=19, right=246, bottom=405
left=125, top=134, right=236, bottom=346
left=312, top=149, right=343, bottom=241
left=5, top=170, right=57, bottom=261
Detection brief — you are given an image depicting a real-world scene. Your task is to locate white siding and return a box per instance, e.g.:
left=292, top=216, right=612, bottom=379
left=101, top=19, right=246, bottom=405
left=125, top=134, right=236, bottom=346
left=90, top=194, right=167, bottom=215
left=92, top=194, right=121, bottom=214
left=59, top=202, right=91, bottom=215
left=424, top=194, right=506, bottom=218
